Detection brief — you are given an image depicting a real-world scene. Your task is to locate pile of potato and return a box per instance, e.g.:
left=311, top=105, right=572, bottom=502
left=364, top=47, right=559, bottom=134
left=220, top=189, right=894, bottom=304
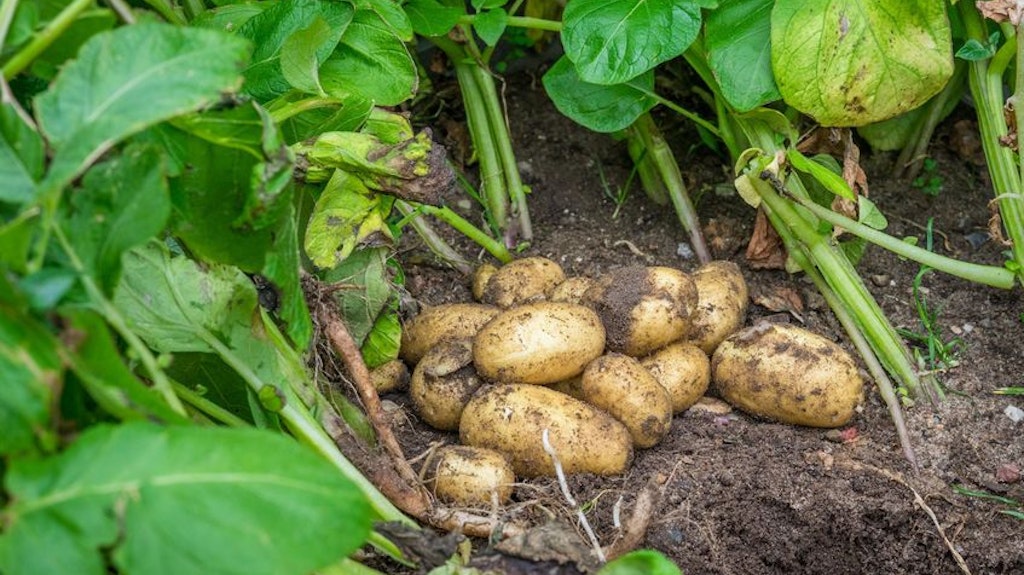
left=386, top=257, right=864, bottom=507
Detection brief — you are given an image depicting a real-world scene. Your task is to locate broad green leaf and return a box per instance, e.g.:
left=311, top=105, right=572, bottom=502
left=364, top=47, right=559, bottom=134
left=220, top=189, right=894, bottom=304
left=786, top=148, right=855, bottom=201
left=165, top=353, right=257, bottom=424
left=0, top=102, right=45, bottom=204
left=192, top=3, right=266, bottom=32
left=63, top=310, right=188, bottom=425
left=321, top=247, right=392, bottom=346
left=261, top=203, right=314, bottom=350
left=304, top=170, right=390, bottom=269
left=0, top=423, right=373, bottom=575
left=59, top=145, right=170, bottom=295
left=275, top=91, right=375, bottom=143
left=562, top=0, right=701, bottom=85
left=0, top=302, right=60, bottom=456
left=857, top=71, right=963, bottom=151
left=771, top=0, right=953, bottom=126
left=238, top=0, right=355, bottom=101
left=473, top=8, right=508, bottom=46
left=354, top=0, right=415, bottom=41
left=404, top=0, right=464, bottom=37
left=542, top=56, right=657, bottom=132
left=705, top=0, right=780, bottom=111
left=18, top=267, right=77, bottom=311
left=321, top=9, right=418, bottom=106
left=361, top=305, right=401, bottom=368
left=171, top=102, right=267, bottom=159
left=34, top=24, right=249, bottom=194
left=280, top=18, right=341, bottom=95
left=597, top=550, right=681, bottom=575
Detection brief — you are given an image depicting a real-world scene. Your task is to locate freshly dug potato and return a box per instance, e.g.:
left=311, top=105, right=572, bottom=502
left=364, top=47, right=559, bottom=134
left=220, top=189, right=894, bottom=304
left=689, top=261, right=749, bottom=354
left=712, top=322, right=864, bottom=427
left=581, top=353, right=673, bottom=448
left=400, top=303, right=500, bottom=365
left=460, top=384, right=633, bottom=477
left=471, top=263, right=498, bottom=301
left=583, top=266, right=699, bottom=357
left=547, top=375, right=585, bottom=401
left=473, top=302, right=605, bottom=385
left=641, top=342, right=710, bottom=413
left=369, top=359, right=409, bottom=393
left=549, top=276, right=596, bottom=305
left=410, top=340, right=483, bottom=430
left=425, top=445, right=515, bottom=506
left=481, top=256, right=565, bottom=308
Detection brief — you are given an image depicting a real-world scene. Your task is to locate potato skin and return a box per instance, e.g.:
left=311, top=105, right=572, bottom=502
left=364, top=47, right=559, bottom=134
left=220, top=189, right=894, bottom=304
left=549, top=276, right=596, bottom=305
left=460, top=384, right=633, bottom=477
left=369, top=359, right=410, bottom=394
left=584, top=266, right=698, bottom=357
left=582, top=353, right=673, bottom=448
left=641, top=342, right=710, bottom=413
left=400, top=303, right=500, bottom=365
left=471, top=263, right=499, bottom=301
left=712, top=322, right=864, bottom=428
left=426, top=446, right=515, bottom=506
left=689, top=261, right=749, bottom=354
left=410, top=340, right=483, bottom=430
left=473, top=302, right=605, bottom=385
left=482, top=256, right=566, bottom=308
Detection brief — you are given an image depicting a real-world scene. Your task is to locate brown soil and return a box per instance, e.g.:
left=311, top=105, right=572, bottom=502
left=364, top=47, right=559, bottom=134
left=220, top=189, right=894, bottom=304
left=388, top=74, right=1024, bottom=574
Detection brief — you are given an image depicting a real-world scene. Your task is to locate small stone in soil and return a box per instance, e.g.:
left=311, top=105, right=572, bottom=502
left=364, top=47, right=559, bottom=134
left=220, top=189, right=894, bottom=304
left=1004, top=405, right=1024, bottom=423
left=676, top=243, right=694, bottom=259
left=871, top=274, right=891, bottom=287
left=995, top=464, right=1021, bottom=483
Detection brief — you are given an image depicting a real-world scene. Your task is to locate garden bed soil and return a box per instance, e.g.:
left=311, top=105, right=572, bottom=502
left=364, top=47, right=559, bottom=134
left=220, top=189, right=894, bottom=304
left=386, top=74, right=1024, bottom=574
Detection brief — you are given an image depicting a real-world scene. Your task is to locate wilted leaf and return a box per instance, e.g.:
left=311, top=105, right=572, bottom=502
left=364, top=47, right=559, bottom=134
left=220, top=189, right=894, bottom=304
left=771, top=0, right=953, bottom=126
left=542, top=56, right=657, bottom=133
left=0, top=423, right=373, bottom=575
left=304, top=171, right=390, bottom=269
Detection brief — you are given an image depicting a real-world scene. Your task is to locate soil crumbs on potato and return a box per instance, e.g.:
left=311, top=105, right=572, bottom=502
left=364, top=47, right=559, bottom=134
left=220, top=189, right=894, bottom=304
left=381, top=75, right=1024, bottom=574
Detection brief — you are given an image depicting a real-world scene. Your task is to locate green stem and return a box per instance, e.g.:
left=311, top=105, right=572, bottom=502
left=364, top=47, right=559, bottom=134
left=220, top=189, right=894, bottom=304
left=141, top=0, right=186, bottom=25
left=629, top=113, right=710, bottom=263
left=2, top=0, right=93, bottom=79
left=413, top=202, right=513, bottom=263
left=783, top=191, right=1016, bottom=289
left=393, top=200, right=475, bottom=274
left=181, top=0, right=205, bottom=20
left=171, top=379, right=250, bottom=427
left=268, top=96, right=344, bottom=124
left=896, top=60, right=966, bottom=180
left=52, top=228, right=189, bottom=417
left=458, top=14, right=562, bottom=32
left=639, top=90, right=722, bottom=139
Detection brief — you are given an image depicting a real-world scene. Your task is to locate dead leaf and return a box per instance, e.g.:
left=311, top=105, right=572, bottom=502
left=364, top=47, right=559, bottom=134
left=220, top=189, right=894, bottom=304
left=745, top=208, right=787, bottom=269
left=752, top=286, right=805, bottom=322
left=977, top=0, right=1024, bottom=25
left=841, top=129, right=869, bottom=197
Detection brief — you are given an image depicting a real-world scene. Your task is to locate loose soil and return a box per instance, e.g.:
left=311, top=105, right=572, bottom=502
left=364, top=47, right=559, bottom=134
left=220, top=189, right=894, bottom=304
left=384, top=73, right=1024, bottom=574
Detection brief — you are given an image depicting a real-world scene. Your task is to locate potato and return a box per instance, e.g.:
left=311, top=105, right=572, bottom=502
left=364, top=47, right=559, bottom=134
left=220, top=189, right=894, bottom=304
left=410, top=340, right=483, bottom=430
left=581, top=353, right=673, bottom=448
left=641, top=342, right=710, bottom=413
left=547, top=375, right=585, bottom=401
left=712, top=322, right=864, bottom=428
left=549, top=276, right=596, bottom=305
left=425, top=445, right=515, bottom=506
left=481, top=256, right=566, bottom=308
left=689, top=261, right=749, bottom=354
left=583, top=266, right=699, bottom=357
left=369, top=359, right=409, bottom=394
left=460, top=384, right=633, bottom=477
left=471, top=263, right=498, bottom=301
left=473, top=302, right=605, bottom=385
left=400, top=303, right=500, bottom=365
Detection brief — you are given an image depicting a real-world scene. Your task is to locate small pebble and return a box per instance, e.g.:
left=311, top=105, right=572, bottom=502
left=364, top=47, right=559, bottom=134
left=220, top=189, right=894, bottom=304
left=871, top=274, right=891, bottom=287
left=1005, top=405, right=1024, bottom=423
left=676, top=242, right=694, bottom=259
left=996, top=464, right=1021, bottom=484
left=965, top=231, right=990, bottom=250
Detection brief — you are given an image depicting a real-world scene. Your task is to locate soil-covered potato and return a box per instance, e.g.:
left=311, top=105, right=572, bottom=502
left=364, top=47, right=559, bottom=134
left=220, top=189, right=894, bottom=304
left=473, top=302, right=605, bottom=384
left=547, top=375, right=585, bottom=400
left=689, top=261, right=749, bottom=354
left=410, top=340, right=483, bottom=430
left=712, top=322, right=864, bottom=427
left=641, top=342, right=711, bottom=413
left=471, top=263, right=498, bottom=301
left=583, top=266, right=699, bottom=357
left=425, top=445, right=515, bottom=506
left=400, top=303, right=500, bottom=365
left=581, top=353, right=673, bottom=448
left=549, top=276, right=596, bottom=304
left=460, top=384, right=633, bottom=477
left=481, top=256, right=566, bottom=308
left=369, top=359, right=409, bottom=394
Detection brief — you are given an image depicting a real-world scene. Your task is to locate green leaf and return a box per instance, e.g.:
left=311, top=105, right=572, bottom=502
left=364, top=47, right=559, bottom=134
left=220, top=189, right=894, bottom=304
left=473, top=8, right=508, bottom=46
left=238, top=0, right=355, bottom=101
left=786, top=148, right=855, bottom=201
left=857, top=78, right=963, bottom=151
left=59, top=145, right=170, bottom=295
left=771, top=0, right=953, bottom=126
left=542, top=56, right=657, bottom=132
left=34, top=24, right=249, bottom=194
left=281, top=17, right=346, bottom=95
left=705, top=0, right=780, bottom=111
left=261, top=204, right=314, bottom=350
left=0, top=103, right=45, bottom=204
left=165, top=353, right=257, bottom=424
left=32, top=9, right=117, bottom=76
left=955, top=32, right=1000, bottom=61
left=356, top=0, right=415, bottom=41
left=192, top=3, right=267, bottom=33
left=562, top=0, right=701, bottom=85
left=858, top=196, right=888, bottom=230
left=404, top=0, right=465, bottom=36
left=361, top=306, right=401, bottom=368
left=63, top=309, right=189, bottom=425
left=0, top=423, right=373, bottom=575
left=320, top=247, right=393, bottom=347
left=472, top=0, right=507, bottom=10
left=170, top=102, right=267, bottom=160
left=321, top=9, right=418, bottom=106
left=0, top=302, right=61, bottom=456
left=597, top=550, right=681, bottom=575
left=0, top=209, right=38, bottom=273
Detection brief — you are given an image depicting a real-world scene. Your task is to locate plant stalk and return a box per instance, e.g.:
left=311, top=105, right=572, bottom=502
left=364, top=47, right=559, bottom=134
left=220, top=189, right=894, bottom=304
left=393, top=200, right=474, bottom=274
left=2, top=0, right=94, bottom=79
left=171, top=379, right=251, bottom=427
left=411, top=202, right=513, bottom=263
